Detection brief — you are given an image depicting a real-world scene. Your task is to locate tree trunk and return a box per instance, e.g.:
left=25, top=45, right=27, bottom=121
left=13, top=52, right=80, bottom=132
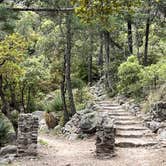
left=21, top=83, right=26, bottom=113
left=144, top=15, right=150, bottom=66
left=143, top=0, right=151, bottom=66
left=104, top=31, right=114, bottom=92
left=127, top=15, right=133, bottom=55
left=60, top=53, right=69, bottom=124
left=26, top=87, right=31, bottom=113
left=88, top=33, right=93, bottom=86
left=98, top=31, right=104, bottom=73
left=65, top=13, right=76, bottom=116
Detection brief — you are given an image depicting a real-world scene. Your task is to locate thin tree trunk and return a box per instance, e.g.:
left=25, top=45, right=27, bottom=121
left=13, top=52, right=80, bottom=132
left=88, top=33, right=93, bottom=86
left=98, top=31, right=104, bottom=69
left=21, top=83, right=26, bottom=112
left=104, top=31, right=114, bottom=92
left=26, top=87, right=31, bottom=113
left=144, top=15, right=150, bottom=66
left=127, top=15, right=133, bottom=55
left=65, top=12, right=76, bottom=116
left=60, top=53, right=69, bottom=124
left=144, top=0, right=151, bottom=66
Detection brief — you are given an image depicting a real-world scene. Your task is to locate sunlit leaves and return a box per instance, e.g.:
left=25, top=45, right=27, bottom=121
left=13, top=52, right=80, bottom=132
left=0, top=33, right=28, bottom=81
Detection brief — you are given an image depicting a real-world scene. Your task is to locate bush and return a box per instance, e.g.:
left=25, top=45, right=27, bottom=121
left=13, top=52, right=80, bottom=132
left=140, top=58, right=166, bottom=89
left=0, top=114, right=10, bottom=147
left=118, top=55, right=142, bottom=96
left=45, top=93, right=63, bottom=113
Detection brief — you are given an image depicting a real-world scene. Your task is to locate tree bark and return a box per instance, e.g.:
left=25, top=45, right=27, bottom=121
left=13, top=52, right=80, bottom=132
left=98, top=31, right=104, bottom=68
left=65, top=13, right=76, bottom=116
left=127, top=15, right=133, bottom=55
left=26, top=87, right=31, bottom=113
left=60, top=53, right=69, bottom=124
left=144, top=15, right=150, bottom=66
left=88, top=33, right=93, bottom=86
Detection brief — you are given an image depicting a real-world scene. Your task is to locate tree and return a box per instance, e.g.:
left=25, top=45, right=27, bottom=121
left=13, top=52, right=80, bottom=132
left=0, top=33, right=28, bottom=132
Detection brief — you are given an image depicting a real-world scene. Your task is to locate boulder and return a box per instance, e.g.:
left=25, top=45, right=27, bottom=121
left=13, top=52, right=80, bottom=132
left=145, top=121, right=161, bottom=132
left=79, top=112, right=97, bottom=134
left=150, top=102, right=166, bottom=122
left=63, top=113, right=81, bottom=136
left=157, top=127, right=166, bottom=141
left=0, top=145, right=17, bottom=156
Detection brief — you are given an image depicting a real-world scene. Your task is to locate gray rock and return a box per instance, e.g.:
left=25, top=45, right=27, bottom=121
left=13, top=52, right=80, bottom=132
left=145, top=121, right=161, bottom=132
left=150, top=102, right=166, bottom=122
left=32, top=111, right=44, bottom=122
left=79, top=112, right=97, bottom=134
left=0, top=145, right=17, bottom=156
left=157, top=127, right=166, bottom=141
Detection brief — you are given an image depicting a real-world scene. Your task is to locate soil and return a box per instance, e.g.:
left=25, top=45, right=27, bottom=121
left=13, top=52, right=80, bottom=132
left=12, top=134, right=166, bottom=166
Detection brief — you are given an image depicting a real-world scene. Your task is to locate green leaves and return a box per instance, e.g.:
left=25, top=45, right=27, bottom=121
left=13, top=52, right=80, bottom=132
left=0, top=33, right=28, bottom=81
left=118, top=55, right=166, bottom=96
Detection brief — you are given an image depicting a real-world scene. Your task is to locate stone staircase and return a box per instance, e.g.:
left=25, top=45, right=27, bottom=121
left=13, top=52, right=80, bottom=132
left=97, top=101, right=158, bottom=148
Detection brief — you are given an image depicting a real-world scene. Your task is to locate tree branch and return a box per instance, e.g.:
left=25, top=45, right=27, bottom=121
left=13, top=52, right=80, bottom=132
left=6, top=7, right=74, bottom=13
left=0, top=59, right=6, bottom=67
left=110, top=37, right=123, bottom=50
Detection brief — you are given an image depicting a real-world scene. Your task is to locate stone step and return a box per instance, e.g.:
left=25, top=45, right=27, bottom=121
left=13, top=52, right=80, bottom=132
left=116, top=125, right=147, bottom=131
left=115, top=138, right=157, bottom=148
left=111, top=116, right=136, bottom=121
left=116, top=130, right=153, bottom=138
left=115, top=120, right=141, bottom=125
left=102, top=106, right=123, bottom=110
left=108, top=113, right=131, bottom=116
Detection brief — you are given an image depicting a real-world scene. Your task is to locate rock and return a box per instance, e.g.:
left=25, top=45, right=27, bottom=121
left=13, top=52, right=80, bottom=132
left=157, top=127, right=166, bottom=141
left=95, top=115, right=116, bottom=159
left=0, top=145, right=17, bottom=156
left=0, top=158, right=10, bottom=165
left=79, top=112, right=97, bottom=134
left=150, top=102, right=166, bottom=122
left=67, top=133, right=79, bottom=141
left=7, top=132, right=16, bottom=145
left=32, top=111, right=44, bottom=122
left=145, top=121, right=161, bottom=132
left=63, top=113, right=81, bottom=135
left=145, top=120, right=166, bottom=133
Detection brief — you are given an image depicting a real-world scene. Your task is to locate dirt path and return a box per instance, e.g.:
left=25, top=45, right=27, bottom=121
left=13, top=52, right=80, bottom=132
left=13, top=100, right=166, bottom=166
left=13, top=134, right=166, bottom=166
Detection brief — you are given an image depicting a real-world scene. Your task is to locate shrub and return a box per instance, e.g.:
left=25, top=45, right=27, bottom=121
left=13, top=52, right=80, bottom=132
left=45, top=93, right=63, bottom=113
left=140, top=58, right=166, bottom=90
left=0, top=114, right=10, bottom=147
left=118, top=55, right=142, bottom=96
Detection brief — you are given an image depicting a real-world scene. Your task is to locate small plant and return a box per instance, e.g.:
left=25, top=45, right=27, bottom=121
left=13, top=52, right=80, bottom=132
left=0, top=114, right=10, bottom=147
left=39, top=139, right=48, bottom=146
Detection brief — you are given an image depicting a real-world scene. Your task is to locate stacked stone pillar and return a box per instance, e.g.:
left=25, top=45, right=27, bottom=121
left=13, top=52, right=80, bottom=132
left=95, top=113, right=116, bottom=159
left=17, top=114, right=39, bottom=157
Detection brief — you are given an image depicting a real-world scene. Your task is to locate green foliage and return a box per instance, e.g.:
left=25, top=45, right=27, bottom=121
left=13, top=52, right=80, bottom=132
left=0, top=114, right=10, bottom=147
left=45, top=93, right=63, bottom=113
left=71, top=77, right=85, bottom=89
left=118, top=56, right=166, bottom=97
left=118, top=55, right=142, bottom=96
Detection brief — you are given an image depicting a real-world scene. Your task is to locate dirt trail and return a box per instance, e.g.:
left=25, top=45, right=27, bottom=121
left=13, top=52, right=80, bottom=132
left=13, top=134, right=166, bottom=166
left=13, top=100, right=166, bottom=166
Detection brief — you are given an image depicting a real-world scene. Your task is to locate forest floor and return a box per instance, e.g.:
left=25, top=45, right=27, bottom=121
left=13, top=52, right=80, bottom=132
left=12, top=134, right=166, bottom=166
